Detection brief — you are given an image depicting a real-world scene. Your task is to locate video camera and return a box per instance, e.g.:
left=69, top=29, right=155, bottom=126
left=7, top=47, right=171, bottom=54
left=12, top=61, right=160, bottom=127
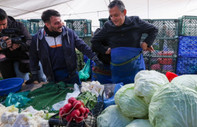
left=0, top=28, right=26, bottom=49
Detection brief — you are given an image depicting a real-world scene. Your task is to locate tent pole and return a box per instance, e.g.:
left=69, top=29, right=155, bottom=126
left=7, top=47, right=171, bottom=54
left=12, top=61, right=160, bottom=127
left=147, top=0, right=149, bottom=18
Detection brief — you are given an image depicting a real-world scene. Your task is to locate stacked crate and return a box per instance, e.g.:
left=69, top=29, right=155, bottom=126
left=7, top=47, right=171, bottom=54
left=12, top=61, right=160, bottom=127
left=17, top=19, right=44, bottom=35
left=99, top=18, right=108, bottom=28
left=177, top=16, right=197, bottom=75
left=143, top=19, right=179, bottom=73
left=65, top=19, right=92, bottom=46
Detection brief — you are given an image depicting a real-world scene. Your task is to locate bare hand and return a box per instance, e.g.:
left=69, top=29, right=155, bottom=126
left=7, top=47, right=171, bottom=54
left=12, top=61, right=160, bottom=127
left=2, top=36, right=12, bottom=48
left=141, top=42, right=154, bottom=52
left=105, top=48, right=111, bottom=54
left=9, top=43, right=21, bottom=51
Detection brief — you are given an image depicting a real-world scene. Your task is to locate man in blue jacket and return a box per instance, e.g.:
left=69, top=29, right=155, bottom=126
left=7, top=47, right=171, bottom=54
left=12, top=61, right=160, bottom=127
left=28, top=9, right=102, bottom=84
left=91, top=0, right=158, bottom=84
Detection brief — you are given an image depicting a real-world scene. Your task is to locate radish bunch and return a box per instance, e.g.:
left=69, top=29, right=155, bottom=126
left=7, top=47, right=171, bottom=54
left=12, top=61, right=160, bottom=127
left=59, top=97, right=90, bottom=124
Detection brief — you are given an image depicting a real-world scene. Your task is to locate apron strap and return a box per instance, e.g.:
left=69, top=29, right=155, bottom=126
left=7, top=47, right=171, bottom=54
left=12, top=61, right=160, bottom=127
left=111, top=52, right=142, bottom=66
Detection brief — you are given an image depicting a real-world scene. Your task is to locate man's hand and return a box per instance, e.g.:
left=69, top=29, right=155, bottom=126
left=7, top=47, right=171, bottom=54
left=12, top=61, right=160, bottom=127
left=25, top=74, right=40, bottom=84
left=105, top=48, right=111, bottom=54
left=9, top=43, right=21, bottom=51
left=2, top=36, right=12, bottom=48
left=92, top=56, right=104, bottom=68
left=141, top=42, right=154, bottom=52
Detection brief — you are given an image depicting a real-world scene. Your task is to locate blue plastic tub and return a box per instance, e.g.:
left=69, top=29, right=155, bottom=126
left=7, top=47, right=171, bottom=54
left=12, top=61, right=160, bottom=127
left=0, top=78, right=24, bottom=96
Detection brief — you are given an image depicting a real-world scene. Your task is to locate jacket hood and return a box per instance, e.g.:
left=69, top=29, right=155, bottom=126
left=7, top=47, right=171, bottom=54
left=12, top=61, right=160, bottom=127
left=7, top=16, right=17, bottom=27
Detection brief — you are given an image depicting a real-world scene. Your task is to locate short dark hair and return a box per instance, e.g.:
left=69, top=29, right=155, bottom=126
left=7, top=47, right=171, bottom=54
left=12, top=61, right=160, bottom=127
left=41, top=9, right=61, bottom=23
left=0, top=8, right=8, bottom=20
left=108, top=0, right=125, bottom=12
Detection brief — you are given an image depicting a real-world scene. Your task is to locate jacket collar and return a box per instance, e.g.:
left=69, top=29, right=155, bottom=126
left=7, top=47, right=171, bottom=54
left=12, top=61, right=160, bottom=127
left=38, top=26, right=68, bottom=40
left=124, top=16, right=133, bottom=25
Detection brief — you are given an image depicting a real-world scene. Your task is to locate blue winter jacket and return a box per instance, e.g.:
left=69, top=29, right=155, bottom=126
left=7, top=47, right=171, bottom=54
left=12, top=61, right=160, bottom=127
left=29, top=26, right=96, bottom=82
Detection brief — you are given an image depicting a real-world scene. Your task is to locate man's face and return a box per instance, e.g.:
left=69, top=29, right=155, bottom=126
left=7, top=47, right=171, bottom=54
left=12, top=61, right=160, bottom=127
left=46, top=16, right=63, bottom=32
left=0, top=18, right=8, bottom=32
left=109, top=6, right=126, bottom=27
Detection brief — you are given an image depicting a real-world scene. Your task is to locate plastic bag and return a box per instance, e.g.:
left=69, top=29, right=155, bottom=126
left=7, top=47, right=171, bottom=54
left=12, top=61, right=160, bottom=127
left=5, top=91, right=30, bottom=108
left=52, top=83, right=80, bottom=110
left=79, top=59, right=91, bottom=81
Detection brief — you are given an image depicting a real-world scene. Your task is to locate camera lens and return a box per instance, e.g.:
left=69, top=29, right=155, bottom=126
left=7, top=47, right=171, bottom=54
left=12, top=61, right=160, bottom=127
left=0, top=40, right=7, bottom=49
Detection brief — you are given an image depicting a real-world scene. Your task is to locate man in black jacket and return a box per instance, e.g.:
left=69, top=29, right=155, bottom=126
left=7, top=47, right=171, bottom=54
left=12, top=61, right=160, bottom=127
left=91, top=0, right=158, bottom=84
left=0, top=8, right=31, bottom=80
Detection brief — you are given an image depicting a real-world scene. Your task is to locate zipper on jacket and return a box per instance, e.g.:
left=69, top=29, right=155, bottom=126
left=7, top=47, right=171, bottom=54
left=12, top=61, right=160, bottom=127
left=54, top=37, right=57, bottom=48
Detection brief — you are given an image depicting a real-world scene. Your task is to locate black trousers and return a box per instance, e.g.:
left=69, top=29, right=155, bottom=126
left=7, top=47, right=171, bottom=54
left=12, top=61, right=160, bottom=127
left=0, top=59, right=16, bottom=78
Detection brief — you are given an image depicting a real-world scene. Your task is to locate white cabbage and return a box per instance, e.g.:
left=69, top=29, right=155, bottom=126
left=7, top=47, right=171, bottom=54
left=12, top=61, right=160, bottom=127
left=97, top=105, right=132, bottom=127
left=115, top=84, right=148, bottom=118
left=149, top=84, right=197, bottom=127
left=171, top=75, right=197, bottom=91
left=134, top=70, right=169, bottom=104
left=126, top=119, right=152, bottom=127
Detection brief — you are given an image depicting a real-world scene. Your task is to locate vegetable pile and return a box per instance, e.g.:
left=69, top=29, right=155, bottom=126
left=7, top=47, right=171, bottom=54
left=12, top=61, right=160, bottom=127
left=59, top=97, right=90, bottom=125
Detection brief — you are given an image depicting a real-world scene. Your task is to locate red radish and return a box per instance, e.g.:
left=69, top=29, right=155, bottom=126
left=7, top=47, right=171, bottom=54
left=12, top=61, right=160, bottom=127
left=59, top=107, right=63, bottom=111
left=75, top=116, right=84, bottom=123
left=73, top=101, right=82, bottom=109
left=85, top=108, right=90, bottom=114
left=59, top=110, right=64, bottom=117
left=66, top=114, right=73, bottom=122
left=79, top=107, right=86, bottom=115
left=63, top=103, right=72, bottom=113
left=78, top=100, right=85, bottom=107
left=84, top=113, right=88, bottom=119
left=68, top=97, right=77, bottom=104
left=70, top=109, right=80, bottom=119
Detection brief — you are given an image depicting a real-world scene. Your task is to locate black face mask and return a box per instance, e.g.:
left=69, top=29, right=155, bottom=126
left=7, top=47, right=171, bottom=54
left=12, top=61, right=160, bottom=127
left=44, top=25, right=62, bottom=37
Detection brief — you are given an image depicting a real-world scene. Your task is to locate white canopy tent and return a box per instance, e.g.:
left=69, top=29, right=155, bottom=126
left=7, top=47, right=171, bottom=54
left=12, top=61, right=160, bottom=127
left=0, top=0, right=197, bottom=30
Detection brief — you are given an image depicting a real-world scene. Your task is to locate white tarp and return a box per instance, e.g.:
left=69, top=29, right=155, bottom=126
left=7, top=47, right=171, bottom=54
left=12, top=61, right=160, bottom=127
left=0, top=0, right=197, bottom=30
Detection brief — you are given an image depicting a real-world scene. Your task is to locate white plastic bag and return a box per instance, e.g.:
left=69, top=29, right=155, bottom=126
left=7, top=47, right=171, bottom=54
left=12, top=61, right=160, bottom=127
left=52, top=83, right=80, bottom=110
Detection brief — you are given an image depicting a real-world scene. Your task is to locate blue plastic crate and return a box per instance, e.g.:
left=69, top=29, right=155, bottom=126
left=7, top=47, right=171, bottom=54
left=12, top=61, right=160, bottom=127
left=0, top=78, right=24, bottom=96
left=176, top=57, right=197, bottom=75
left=178, top=36, right=197, bottom=57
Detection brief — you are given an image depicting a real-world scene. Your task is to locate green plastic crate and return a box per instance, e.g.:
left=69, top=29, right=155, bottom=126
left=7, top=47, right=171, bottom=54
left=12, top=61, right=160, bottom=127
left=27, top=19, right=44, bottom=35
left=149, top=19, right=179, bottom=39
left=65, top=19, right=92, bottom=38
left=99, top=18, right=108, bottom=28
left=179, top=15, right=197, bottom=36
left=17, top=19, right=44, bottom=35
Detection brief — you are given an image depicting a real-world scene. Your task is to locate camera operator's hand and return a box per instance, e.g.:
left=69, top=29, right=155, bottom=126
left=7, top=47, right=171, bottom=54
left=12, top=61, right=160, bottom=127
left=2, top=36, right=12, bottom=48
left=9, top=43, right=21, bottom=51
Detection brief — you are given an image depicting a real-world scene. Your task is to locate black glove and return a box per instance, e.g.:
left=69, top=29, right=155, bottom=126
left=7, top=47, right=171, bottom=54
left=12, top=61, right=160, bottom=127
left=25, top=74, right=40, bottom=84
left=92, top=56, right=104, bottom=68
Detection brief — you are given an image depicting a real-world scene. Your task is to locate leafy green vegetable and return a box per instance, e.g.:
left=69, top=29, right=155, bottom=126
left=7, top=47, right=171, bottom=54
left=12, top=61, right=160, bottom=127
left=77, top=91, right=97, bottom=110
